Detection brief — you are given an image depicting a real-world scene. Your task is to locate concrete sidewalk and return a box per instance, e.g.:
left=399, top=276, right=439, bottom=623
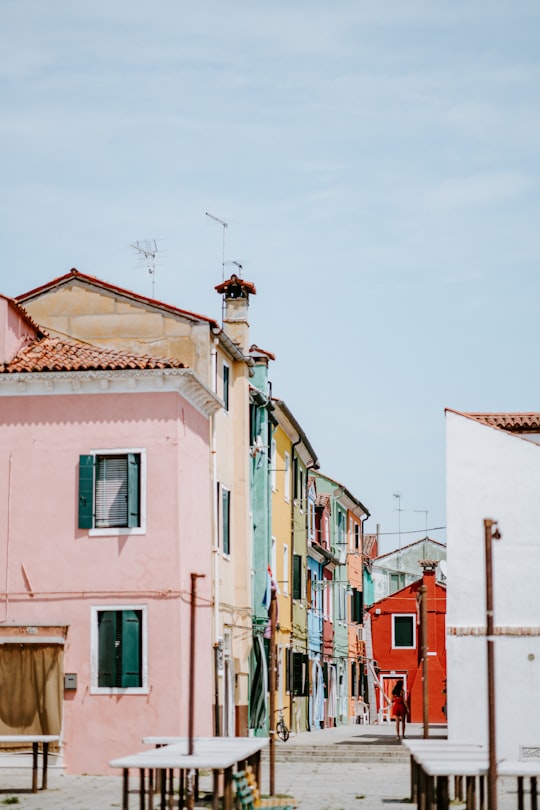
left=0, top=724, right=523, bottom=809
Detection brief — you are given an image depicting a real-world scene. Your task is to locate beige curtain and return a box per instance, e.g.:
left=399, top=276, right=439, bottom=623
left=0, top=644, right=63, bottom=735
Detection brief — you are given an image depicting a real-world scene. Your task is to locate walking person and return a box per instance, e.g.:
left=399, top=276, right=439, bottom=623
left=391, top=678, right=408, bottom=740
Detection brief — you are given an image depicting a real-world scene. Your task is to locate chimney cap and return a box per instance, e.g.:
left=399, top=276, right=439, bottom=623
left=215, top=274, right=256, bottom=299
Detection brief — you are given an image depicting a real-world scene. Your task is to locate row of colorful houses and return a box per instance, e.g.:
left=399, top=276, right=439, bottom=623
left=0, top=267, right=447, bottom=774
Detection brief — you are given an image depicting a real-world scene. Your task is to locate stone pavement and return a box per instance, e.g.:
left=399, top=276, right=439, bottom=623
left=0, top=723, right=524, bottom=809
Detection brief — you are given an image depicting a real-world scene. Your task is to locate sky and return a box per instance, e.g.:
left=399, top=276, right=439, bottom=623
left=2, top=1, right=540, bottom=552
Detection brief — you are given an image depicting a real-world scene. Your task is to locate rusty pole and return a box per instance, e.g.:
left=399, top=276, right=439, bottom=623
left=188, top=573, right=206, bottom=756
left=269, top=587, right=277, bottom=796
left=419, top=584, right=429, bottom=738
left=485, top=519, right=501, bottom=810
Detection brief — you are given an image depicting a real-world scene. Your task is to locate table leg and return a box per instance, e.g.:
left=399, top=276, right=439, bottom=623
left=517, top=777, right=524, bottom=810
left=31, top=742, right=38, bottom=793
left=410, top=756, right=418, bottom=803
left=426, top=773, right=435, bottom=810
left=531, top=776, right=538, bottom=810
left=479, top=775, right=485, bottom=810
left=436, top=775, right=449, bottom=810
left=123, top=768, right=130, bottom=810
left=42, top=742, right=49, bottom=790
left=465, top=775, right=476, bottom=810
left=212, top=770, right=219, bottom=810
left=417, top=766, right=426, bottom=810
left=139, top=768, right=145, bottom=810
left=223, top=766, right=233, bottom=810
left=160, top=768, right=166, bottom=810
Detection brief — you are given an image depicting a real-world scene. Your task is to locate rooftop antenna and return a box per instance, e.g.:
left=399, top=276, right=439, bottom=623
left=393, top=493, right=405, bottom=566
left=415, top=509, right=429, bottom=538
left=205, top=212, right=228, bottom=281
left=130, top=239, right=159, bottom=297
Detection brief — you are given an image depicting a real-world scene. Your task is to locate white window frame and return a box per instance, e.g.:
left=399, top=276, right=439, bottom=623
left=223, top=362, right=230, bottom=412
left=89, top=448, right=146, bottom=537
left=283, top=543, right=289, bottom=596
left=284, top=452, right=290, bottom=502
left=392, top=613, right=416, bottom=649
left=90, top=604, right=149, bottom=695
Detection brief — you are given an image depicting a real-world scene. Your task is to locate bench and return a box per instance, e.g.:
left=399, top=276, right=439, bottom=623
left=232, top=770, right=295, bottom=810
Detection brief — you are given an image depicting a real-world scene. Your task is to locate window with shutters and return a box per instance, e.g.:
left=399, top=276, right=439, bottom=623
left=78, top=449, right=146, bottom=536
left=392, top=614, right=416, bottom=649
left=292, top=554, right=302, bottom=601
left=221, top=486, right=231, bottom=555
left=91, top=606, right=148, bottom=693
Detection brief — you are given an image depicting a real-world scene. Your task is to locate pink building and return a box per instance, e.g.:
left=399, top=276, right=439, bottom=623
left=0, top=296, right=220, bottom=774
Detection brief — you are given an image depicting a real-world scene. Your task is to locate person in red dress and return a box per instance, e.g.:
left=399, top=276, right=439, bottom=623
left=391, top=679, right=408, bottom=739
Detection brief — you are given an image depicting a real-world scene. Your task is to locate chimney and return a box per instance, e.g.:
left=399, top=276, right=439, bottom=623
left=215, top=274, right=256, bottom=353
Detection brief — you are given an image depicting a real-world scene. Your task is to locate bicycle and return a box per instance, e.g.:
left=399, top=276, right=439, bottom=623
left=275, top=709, right=289, bottom=742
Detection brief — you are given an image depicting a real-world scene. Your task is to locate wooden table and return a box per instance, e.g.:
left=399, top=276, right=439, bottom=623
left=0, top=735, right=60, bottom=793
left=402, top=740, right=488, bottom=810
left=110, top=736, right=268, bottom=810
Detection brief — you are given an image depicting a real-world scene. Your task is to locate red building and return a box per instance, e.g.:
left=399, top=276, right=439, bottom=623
left=367, top=561, right=446, bottom=725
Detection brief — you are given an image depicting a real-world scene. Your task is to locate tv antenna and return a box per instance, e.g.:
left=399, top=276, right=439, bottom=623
left=130, top=239, right=159, bottom=297
left=205, top=212, right=228, bottom=281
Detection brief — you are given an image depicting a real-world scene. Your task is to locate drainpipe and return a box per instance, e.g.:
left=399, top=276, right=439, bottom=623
left=211, top=338, right=221, bottom=736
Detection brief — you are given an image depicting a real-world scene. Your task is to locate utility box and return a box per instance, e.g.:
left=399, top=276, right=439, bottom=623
left=64, top=673, right=77, bottom=690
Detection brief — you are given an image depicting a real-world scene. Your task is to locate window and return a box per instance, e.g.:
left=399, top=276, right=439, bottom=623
left=354, top=522, right=360, bottom=551
left=292, top=554, right=302, bottom=600
left=392, top=614, right=416, bottom=649
left=91, top=606, right=147, bottom=693
left=271, top=439, right=277, bottom=491
left=222, top=487, right=231, bottom=555
left=223, top=363, right=230, bottom=411
left=350, top=588, right=364, bottom=623
left=282, top=544, right=289, bottom=596
left=79, top=450, right=145, bottom=534
left=284, top=453, right=290, bottom=502
left=291, top=651, right=309, bottom=697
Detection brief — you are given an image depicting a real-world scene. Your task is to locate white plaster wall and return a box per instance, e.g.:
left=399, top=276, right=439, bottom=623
left=446, top=411, right=540, bottom=757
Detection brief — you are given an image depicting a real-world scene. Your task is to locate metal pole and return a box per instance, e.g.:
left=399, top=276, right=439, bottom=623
left=269, top=588, right=277, bottom=796
left=419, top=584, right=429, bottom=738
left=484, top=518, right=501, bottom=810
left=213, top=643, right=221, bottom=737
left=188, top=573, right=206, bottom=756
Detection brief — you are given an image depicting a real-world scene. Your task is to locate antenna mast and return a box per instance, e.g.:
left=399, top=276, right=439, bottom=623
left=130, top=239, right=159, bottom=297
left=205, top=212, right=228, bottom=281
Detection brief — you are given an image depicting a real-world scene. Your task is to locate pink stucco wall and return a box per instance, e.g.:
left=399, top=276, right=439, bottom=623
left=0, top=389, right=213, bottom=774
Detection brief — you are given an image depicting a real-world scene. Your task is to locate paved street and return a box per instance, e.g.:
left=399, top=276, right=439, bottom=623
left=0, top=723, right=524, bottom=809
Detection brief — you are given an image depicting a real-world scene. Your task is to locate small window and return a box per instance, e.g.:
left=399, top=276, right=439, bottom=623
left=354, top=522, right=360, bottom=551
left=91, top=606, right=147, bottom=693
left=222, top=487, right=231, bottom=555
left=282, top=544, right=289, bottom=596
left=79, top=450, right=145, bottom=535
left=271, top=439, right=277, bottom=491
left=292, top=554, right=302, bottom=600
left=392, top=614, right=416, bottom=649
left=284, top=453, right=290, bottom=502
left=223, top=364, right=230, bottom=411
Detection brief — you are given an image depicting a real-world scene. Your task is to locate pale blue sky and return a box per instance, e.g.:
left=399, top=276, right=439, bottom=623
left=2, top=1, right=539, bottom=551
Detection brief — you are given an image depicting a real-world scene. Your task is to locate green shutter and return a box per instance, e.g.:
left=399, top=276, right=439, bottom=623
left=292, top=555, right=302, bottom=600
left=98, top=611, right=116, bottom=687
left=78, top=455, right=94, bottom=529
left=121, top=610, right=141, bottom=687
left=222, top=489, right=230, bottom=555
left=127, top=453, right=140, bottom=528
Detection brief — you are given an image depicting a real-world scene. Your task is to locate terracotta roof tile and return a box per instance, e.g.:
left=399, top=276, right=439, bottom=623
left=464, top=412, right=540, bottom=433
left=0, top=335, right=185, bottom=374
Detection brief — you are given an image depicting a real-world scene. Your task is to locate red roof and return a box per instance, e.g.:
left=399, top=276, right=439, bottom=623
left=0, top=335, right=185, bottom=374
left=448, top=409, right=540, bottom=433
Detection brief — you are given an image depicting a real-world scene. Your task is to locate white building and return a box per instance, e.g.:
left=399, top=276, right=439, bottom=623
left=446, top=409, right=540, bottom=759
